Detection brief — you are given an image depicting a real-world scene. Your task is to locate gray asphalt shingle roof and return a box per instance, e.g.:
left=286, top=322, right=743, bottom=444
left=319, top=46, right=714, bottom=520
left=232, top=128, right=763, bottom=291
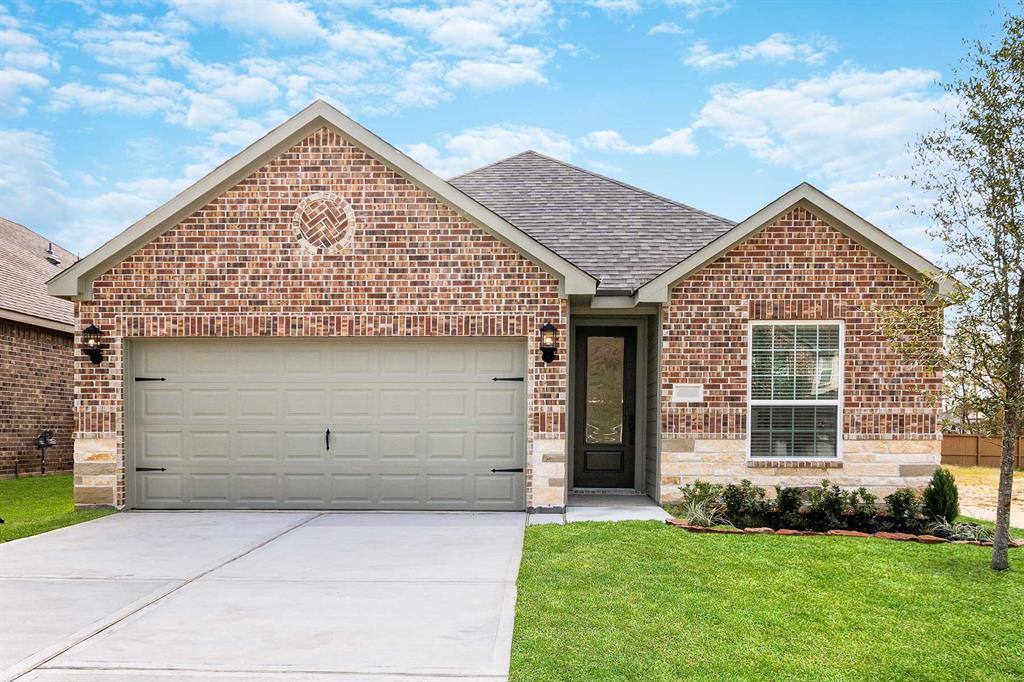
left=0, top=217, right=75, bottom=326
left=450, top=151, right=736, bottom=293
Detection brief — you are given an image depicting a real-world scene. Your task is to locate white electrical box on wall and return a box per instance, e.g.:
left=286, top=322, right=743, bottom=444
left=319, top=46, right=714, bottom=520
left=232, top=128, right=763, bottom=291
left=671, top=383, right=704, bottom=403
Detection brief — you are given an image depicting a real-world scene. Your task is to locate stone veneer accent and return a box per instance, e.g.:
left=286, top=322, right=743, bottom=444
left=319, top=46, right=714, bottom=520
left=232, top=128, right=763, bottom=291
left=0, top=319, right=74, bottom=477
left=659, top=207, right=942, bottom=500
left=74, top=127, right=568, bottom=510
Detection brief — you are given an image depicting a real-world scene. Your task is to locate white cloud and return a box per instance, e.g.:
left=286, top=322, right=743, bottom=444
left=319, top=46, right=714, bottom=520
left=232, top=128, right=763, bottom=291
left=185, top=93, right=239, bottom=129
left=694, top=67, right=952, bottom=226
left=668, top=0, right=733, bottom=19
left=647, top=21, right=688, bottom=36
left=327, top=22, right=406, bottom=59
left=380, top=1, right=550, bottom=56
left=0, top=8, right=59, bottom=113
left=582, top=128, right=698, bottom=155
left=406, top=124, right=574, bottom=178
left=74, top=16, right=189, bottom=73
left=446, top=45, right=548, bottom=90
left=170, top=0, right=325, bottom=42
left=49, top=81, right=183, bottom=116
left=685, top=33, right=836, bottom=69
left=586, top=0, right=641, bottom=13
left=0, top=68, right=47, bottom=111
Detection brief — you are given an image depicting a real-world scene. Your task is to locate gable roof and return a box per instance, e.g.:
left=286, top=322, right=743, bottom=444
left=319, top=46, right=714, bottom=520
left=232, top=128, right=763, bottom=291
left=635, top=182, right=951, bottom=303
left=450, top=151, right=735, bottom=294
left=0, top=217, right=74, bottom=332
left=48, top=100, right=598, bottom=300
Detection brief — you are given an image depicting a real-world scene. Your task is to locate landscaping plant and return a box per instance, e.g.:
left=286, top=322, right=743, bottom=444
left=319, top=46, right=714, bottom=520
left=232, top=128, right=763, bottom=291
left=884, top=488, right=924, bottom=533
left=925, top=518, right=995, bottom=542
left=774, top=485, right=805, bottom=528
left=923, top=467, right=960, bottom=522
left=808, top=481, right=849, bottom=530
left=722, top=479, right=769, bottom=528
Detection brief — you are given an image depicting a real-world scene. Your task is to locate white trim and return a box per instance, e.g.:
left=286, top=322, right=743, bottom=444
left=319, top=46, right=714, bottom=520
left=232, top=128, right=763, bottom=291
left=48, top=100, right=597, bottom=300
left=745, top=320, right=845, bottom=463
left=0, top=308, right=73, bottom=334
left=636, top=183, right=952, bottom=303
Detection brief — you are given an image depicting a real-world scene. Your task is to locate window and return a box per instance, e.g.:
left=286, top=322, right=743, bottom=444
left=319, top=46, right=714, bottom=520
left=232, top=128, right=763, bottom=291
left=749, top=322, right=842, bottom=458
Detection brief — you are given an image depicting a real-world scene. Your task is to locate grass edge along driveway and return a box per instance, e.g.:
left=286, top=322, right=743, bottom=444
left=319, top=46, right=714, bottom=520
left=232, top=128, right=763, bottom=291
left=0, top=474, right=113, bottom=543
left=510, top=520, right=1024, bottom=681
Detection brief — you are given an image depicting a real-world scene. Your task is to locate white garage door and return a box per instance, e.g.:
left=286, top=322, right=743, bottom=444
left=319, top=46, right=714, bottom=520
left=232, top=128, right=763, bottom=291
left=129, top=339, right=526, bottom=510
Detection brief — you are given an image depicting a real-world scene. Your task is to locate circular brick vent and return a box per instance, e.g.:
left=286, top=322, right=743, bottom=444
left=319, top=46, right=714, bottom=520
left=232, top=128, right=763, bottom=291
left=292, top=192, right=356, bottom=255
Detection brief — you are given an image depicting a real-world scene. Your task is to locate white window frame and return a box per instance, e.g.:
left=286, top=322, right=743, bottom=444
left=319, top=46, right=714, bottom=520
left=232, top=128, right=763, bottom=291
left=746, top=320, right=845, bottom=462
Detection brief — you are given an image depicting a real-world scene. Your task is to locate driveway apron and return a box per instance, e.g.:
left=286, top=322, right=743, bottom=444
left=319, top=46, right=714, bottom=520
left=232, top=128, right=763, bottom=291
left=1, top=511, right=525, bottom=681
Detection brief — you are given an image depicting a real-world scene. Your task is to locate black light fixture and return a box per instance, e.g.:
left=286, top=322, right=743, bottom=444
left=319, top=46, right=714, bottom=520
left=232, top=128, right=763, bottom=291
left=539, top=323, right=558, bottom=364
left=82, top=324, right=104, bottom=364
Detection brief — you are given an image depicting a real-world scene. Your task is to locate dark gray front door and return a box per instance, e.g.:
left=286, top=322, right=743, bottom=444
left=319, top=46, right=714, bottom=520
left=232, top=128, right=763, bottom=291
left=573, top=327, right=636, bottom=489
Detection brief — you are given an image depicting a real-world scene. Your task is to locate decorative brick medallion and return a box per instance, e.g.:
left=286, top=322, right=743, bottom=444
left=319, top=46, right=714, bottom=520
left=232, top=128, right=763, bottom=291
left=292, top=192, right=356, bottom=254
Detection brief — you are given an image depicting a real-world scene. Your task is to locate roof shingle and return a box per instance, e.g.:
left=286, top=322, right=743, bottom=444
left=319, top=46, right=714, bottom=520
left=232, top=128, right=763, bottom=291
left=450, top=151, right=735, bottom=293
left=0, top=217, right=75, bottom=327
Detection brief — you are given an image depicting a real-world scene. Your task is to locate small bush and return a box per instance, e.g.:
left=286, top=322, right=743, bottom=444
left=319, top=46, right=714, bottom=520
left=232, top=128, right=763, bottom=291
left=723, top=479, right=769, bottom=527
left=679, top=498, right=731, bottom=528
left=774, top=485, right=805, bottom=529
left=678, top=480, right=723, bottom=507
left=848, top=487, right=879, bottom=526
left=808, top=481, right=849, bottom=529
left=884, top=488, right=924, bottom=531
left=925, top=517, right=993, bottom=541
left=923, top=468, right=959, bottom=522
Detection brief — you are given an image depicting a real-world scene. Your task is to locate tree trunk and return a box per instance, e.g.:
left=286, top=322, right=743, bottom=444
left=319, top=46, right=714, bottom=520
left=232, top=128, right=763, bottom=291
left=992, top=402, right=1019, bottom=570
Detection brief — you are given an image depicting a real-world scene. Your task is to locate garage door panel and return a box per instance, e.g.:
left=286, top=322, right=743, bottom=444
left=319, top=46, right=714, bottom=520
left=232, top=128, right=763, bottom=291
left=131, top=339, right=526, bottom=510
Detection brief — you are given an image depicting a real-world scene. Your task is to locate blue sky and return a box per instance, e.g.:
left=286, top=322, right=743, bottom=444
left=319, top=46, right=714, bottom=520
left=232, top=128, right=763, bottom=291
left=0, top=0, right=1002, bottom=258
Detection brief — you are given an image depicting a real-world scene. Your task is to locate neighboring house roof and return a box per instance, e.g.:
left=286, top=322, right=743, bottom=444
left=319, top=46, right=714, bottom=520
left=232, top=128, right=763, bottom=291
left=634, top=182, right=952, bottom=303
left=450, top=151, right=736, bottom=294
left=48, top=100, right=598, bottom=300
left=0, top=217, right=75, bottom=332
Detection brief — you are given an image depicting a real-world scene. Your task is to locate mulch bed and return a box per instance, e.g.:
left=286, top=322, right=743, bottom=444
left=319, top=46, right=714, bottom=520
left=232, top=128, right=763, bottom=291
left=665, top=518, right=1024, bottom=547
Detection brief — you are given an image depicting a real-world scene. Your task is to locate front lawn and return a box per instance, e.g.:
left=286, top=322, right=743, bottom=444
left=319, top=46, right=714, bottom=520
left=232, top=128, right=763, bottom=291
left=0, top=474, right=113, bottom=543
left=511, top=521, right=1024, bottom=681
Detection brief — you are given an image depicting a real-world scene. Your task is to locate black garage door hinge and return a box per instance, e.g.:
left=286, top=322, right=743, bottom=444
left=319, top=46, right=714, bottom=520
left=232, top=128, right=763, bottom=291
left=134, top=377, right=166, bottom=382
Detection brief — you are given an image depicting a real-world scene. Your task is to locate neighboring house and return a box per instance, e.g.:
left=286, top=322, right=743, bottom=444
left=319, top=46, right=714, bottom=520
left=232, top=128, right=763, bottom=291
left=48, top=101, right=945, bottom=511
left=1, top=217, right=76, bottom=477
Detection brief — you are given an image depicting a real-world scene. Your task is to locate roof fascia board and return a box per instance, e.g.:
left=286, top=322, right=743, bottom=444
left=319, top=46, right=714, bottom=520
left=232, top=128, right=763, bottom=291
left=636, top=183, right=950, bottom=303
left=49, top=100, right=596, bottom=299
left=0, top=308, right=74, bottom=334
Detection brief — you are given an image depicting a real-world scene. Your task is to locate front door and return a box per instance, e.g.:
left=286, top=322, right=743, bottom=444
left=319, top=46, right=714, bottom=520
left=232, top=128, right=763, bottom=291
left=573, top=326, right=637, bottom=489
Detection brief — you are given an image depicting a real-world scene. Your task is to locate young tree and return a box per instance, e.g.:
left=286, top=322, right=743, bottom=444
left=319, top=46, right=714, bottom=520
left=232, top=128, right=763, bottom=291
left=881, top=12, right=1024, bottom=570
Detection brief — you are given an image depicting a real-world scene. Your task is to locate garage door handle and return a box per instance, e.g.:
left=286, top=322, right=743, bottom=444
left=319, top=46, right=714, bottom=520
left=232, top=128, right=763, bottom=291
left=492, top=377, right=524, bottom=382
left=326, top=428, right=331, bottom=451
left=136, top=467, right=166, bottom=472
left=490, top=467, right=523, bottom=473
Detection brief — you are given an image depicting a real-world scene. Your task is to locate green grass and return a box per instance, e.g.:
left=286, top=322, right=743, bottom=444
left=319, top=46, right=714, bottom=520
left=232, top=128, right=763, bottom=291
left=0, top=474, right=113, bottom=543
left=511, top=521, right=1024, bottom=681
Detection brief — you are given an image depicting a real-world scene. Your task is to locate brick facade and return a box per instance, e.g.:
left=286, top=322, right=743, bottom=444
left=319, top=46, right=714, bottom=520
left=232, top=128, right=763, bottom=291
left=74, top=127, right=568, bottom=509
left=659, top=207, right=942, bottom=499
left=1, top=319, right=74, bottom=477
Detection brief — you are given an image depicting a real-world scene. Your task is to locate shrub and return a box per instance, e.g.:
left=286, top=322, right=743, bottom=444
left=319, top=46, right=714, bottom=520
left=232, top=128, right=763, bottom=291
left=679, top=498, right=731, bottom=528
left=723, top=479, right=769, bottom=527
left=774, top=485, right=805, bottom=529
left=923, top=468, right=959, bottom=522
left=678, top=480, right=723, bottom=507
left=808, top=481, right=848, bottom=529
left=847, top=487, right=878, bottom=523
left=925, top=517, right=993, bottom=541
left=885, top=488, right=924, bottom=531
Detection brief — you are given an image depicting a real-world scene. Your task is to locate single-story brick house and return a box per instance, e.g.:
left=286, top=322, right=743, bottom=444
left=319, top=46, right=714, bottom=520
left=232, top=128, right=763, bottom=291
left=1, top=217, right=76, bottom=477
left=49, top=101, right=946, bottom=511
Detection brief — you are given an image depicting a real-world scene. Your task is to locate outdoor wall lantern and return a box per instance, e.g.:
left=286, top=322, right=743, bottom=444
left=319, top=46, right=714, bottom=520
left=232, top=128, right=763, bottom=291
left=539, top=323, right=558, bottom=364
left=82, top=324, right=104, bottom=364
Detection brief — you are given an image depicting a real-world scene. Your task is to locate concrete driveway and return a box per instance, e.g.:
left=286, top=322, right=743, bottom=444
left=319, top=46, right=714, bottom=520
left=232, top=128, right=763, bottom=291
left=1, top=511, right=525, bottom=681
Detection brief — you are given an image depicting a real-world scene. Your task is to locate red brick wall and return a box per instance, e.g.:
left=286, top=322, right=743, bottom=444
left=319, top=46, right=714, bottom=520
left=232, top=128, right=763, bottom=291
left=76, top=126, right=568, bottom=507
left=1, top=319, right=74, bottom=476
left=661, top=206, right=941, bottom=440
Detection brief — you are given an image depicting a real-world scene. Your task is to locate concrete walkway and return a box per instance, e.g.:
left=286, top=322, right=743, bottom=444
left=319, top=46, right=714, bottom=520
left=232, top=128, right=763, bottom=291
left=1, top=511, right=525, bottom=681
left=528, top=493, right=670, bottom=525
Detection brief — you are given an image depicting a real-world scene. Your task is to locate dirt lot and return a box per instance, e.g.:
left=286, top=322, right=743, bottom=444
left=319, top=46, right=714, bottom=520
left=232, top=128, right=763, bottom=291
left=946, top=465, right=1024, bottom=528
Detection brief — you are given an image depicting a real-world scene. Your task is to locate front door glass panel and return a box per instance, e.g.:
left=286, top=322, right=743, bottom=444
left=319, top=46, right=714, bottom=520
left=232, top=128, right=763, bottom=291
left=585, top=336, right=625, bottom=444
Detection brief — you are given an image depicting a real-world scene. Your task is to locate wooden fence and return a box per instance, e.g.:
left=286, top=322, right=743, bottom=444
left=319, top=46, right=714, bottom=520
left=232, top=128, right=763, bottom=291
left=941, top=434, right=1024, bottom=468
